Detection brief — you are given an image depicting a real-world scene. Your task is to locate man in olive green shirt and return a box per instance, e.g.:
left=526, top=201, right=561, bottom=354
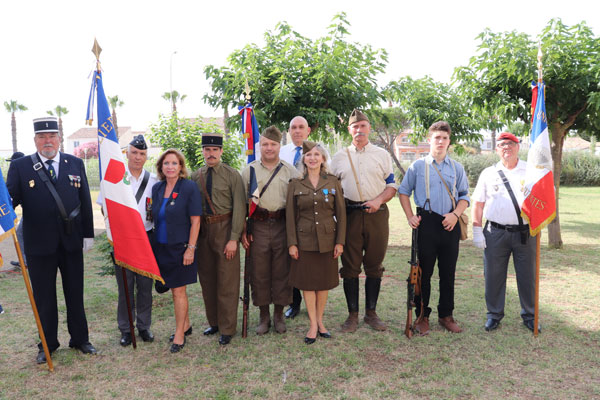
left=241, top=126, right=300, bottom=335
left=192, top=133, right=246, bottom=346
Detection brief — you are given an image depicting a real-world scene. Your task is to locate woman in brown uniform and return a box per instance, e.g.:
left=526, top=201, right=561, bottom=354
left=286, top=141, right=346, bottom=344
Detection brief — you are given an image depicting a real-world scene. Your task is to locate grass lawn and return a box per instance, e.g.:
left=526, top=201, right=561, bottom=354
left=0, top=186, right=599, bottom=399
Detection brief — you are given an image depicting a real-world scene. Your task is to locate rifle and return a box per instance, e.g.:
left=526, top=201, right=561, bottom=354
left=405, top=227, right=422, bottom=338
left=241, top=219, right=252, bottom=338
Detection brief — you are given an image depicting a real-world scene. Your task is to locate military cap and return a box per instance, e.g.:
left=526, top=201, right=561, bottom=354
left=33, top=117, right=59, bottom=134
left=302, top=140, right=317, bottom=154
left=201, top=133, right=223, bottom=147
left=129, top=134, right=148, bottom=150
left=261, top=126, right=282, bottom=143
left=497, top=132, right=520, bottom=144
left=348, top=109, right=369, bottom=126
left=7, top=151, right=24, bottom=162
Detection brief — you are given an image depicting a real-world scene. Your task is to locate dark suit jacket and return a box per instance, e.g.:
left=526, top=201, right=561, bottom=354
left=151, top=178, right=202, bottom=245
left=7, top=153, right=94, bottom=256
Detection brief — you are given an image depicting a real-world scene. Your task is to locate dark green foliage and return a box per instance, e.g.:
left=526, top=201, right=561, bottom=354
left=94, top=232, right=115, bottom=276
left=148, top=114, right=244, bottom=171
left=560, top=152, right=600, bottom=186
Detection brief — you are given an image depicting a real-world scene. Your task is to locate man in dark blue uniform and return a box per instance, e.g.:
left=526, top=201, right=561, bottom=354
left=7, top=117, right=96, bottom=364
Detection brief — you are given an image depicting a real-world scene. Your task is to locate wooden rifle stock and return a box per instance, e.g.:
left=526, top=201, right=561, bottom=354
left=405, top=228, right=422, bottom=338
left=241, top=244, right=251, bottom=338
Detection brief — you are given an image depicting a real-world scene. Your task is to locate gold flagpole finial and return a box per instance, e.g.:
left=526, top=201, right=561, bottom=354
left=92, top=38, right=102, bottom=72
left=244, top=79, right=251, bottom=102
left=537, top=41, right=543, bottom=83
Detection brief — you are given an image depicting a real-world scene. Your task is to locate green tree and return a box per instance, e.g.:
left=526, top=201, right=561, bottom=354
left=454, top=19, right=600, bottom=248
left=368, top=106, right=410, bottom=175
left=107, top=96, right=124, bottom=139
left=382, top=76, right=485, bottom=148
left=148, top=114, right=244, bottom=172
left=47, top=105, right=69, bottom=152
left=203, top=12, right=387, bottom=142
left=4, top=100, right=28, bottom=152
left=162, top=90, right=187, bottom=114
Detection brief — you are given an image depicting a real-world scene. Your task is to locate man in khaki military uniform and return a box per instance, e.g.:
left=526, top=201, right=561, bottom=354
left=241, top=126, right=300, bottom=335
left=192, top=133, right=246, bottom=346
left=331, top=109, right=398, bottom=332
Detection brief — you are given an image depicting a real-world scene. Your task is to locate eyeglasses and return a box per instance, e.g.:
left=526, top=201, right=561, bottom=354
left=496, top=141, right=517, bottom=148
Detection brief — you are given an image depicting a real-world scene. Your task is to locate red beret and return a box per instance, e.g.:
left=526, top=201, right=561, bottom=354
left=497, top=132, right=520, bottom=143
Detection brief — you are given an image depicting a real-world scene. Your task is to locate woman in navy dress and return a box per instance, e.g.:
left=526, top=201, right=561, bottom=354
left=151, top=149, right=202, bottom=353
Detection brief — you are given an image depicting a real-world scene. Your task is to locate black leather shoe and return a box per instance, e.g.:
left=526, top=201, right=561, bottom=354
left=218, top=335, right=232, bottom=345
left=523, top=320, right=542, bottom=333
left=36, top=349, right=48, bottom=364
left=70, top=342, right=98, bottom=355
left=169, top=326, right=193, bottom=342
left=485, top=318, right=500, bottom=332
left=304, top=336, right=316, bottom=345
left=120, top=332, right=132, bottom=346
left=284, top=306, right=300, bottom=319
left=139, top=329, right=154, bottom=342
left=170, top=337, right=186, bottom=353
left=203, top=326, right=219, bottom=336
left=318, top=331, right=332, bottom=339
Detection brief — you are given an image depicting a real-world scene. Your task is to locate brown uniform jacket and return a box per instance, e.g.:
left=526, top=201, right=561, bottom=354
left=286, top=173, right=346, bottom=253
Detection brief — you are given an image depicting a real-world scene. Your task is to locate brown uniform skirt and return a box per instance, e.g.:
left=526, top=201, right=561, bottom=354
left=289, top=249, right=339, bottom=291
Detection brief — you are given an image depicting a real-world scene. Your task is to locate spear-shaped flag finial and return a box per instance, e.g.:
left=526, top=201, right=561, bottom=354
left=244, top=79, right=251, bottom=102
left=92, top=38, right=102, bottom=60
left=537, top=41, right=543, bottom=83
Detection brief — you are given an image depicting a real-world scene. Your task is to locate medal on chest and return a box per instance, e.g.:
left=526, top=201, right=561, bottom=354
left=322, top=188, right=329, bottom=202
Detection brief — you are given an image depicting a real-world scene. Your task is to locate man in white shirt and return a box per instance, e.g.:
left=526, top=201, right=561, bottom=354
left=98, top=135, right=157, bottom=345
left=472, top=132, right=538, bottom=333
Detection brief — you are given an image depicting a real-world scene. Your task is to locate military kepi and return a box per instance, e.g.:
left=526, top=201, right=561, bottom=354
left=129, top=134, right=148, bottom=150
left=33, top=117, right=59, bottom=134
left=302, top=140, right=317, bottom=154
left=201, top=133, right=223, bottom=147
left=348, top=109, right=369, bottom=126
left=262, top=126, right=282, bottom=143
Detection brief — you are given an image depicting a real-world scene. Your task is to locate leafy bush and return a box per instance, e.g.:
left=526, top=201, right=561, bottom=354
left=73, top=141, right=98, bottom=159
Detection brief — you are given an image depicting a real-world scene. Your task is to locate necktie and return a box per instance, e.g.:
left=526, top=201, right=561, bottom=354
left=205, top=167, right=213, bottom=215
left=46, top=159, right=57, bottom=183
left=293, top=146, right=302, bottom=167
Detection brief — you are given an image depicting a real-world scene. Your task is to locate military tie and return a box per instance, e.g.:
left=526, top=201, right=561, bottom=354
left=205, top=167, right=213, bottom=215
left=293, top=146, right=302, bottom=167
left=46, top=159, right=57, bottom=183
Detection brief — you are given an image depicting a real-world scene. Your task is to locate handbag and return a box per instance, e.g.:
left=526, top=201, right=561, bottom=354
left=430, top=162, right=469, bottom=240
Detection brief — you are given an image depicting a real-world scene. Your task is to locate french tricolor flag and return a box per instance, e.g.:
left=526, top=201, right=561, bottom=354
left=88, top=71, right=163, bottom=283
left=521, top=81, right=556, bottom=235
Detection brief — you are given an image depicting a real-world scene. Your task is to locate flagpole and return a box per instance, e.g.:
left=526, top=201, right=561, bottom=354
left=12, top=231, right=54, bottom=371
left=533, top=43, right=543, bottom=338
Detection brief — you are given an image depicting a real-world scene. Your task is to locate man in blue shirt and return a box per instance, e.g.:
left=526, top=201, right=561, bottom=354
left=398, top=121, right=469, bottom=335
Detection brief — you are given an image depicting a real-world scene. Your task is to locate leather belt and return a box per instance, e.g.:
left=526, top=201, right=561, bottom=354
left=202, top=212, right=232, bottom=225
left=490, top=221, right=529, bottom=232
left=250, top=208, right=285, bottom=221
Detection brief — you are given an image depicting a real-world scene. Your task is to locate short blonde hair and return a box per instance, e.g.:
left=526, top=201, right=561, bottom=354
left=156, top=149, right=189, bottom=180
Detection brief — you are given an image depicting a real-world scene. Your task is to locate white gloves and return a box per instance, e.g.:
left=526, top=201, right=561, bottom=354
left=473, top=226, right=486, bottom=249
left=83, top=238, right=94, bottom=253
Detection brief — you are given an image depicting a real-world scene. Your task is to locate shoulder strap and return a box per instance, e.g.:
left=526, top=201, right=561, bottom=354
left=135, top=170, right=150, bottom=204
left=259, top=162, right=284, bottom=198
left=345, top=148, right=364, bottom=202
left=497, top=170, right=525, bottom=228
left=197, top=170, right=217, bottom=215
left=431, top=162, right=457, bottom=209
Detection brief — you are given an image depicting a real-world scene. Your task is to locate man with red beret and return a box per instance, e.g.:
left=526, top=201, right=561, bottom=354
left=472, top=132, right=539, bottom=333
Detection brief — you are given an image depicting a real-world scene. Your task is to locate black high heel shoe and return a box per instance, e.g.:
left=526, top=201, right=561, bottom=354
left=169, top=326, right=193, bottom=342
left=170, top=337, right=186, bottom=353
left=304, top=336, right=316, bottom=345
left=318, top=331, right=332, bottom=339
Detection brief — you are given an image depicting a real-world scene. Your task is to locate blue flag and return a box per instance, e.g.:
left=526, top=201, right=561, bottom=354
left=0, top=166, right=18, bottom=265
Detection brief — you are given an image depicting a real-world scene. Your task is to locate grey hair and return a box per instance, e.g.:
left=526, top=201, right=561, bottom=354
left=299, top=144, right=329, bottom=175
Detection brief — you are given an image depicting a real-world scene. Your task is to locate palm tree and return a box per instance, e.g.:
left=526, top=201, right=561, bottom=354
left=107, top=95, right=124, bottom=139
left=47, top=105, right=69, bottom=152
left=4, top=100, right=28, bottom=153
left=162, top=90, right=187, bottom=114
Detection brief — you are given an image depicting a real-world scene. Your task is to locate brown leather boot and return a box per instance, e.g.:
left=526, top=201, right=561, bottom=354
left=439, top=316, right=463, bottom=333
left=413, top=316, right=430, bottom=336
left=364, top=309, right=387, bottom=331
left=273, top=305, right=286, bottom=333
left=341, top=312, right=359, bottom=333
left=255, top=305, right=271, bottom=335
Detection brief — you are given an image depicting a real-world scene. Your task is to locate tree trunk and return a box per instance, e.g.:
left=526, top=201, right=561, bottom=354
left=223, top=107, right=230, bottom=135
left=112, top=110, right=119, bottom=140
left=11, top=112, right=17, bottom=153
left=58, top=117, right=64, bottom=152
left=376, top=131, right=405, bottom=176
left=548, top=122, right=565, bottom=249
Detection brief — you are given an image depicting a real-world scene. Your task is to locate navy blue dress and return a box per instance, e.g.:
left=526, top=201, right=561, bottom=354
left=151, top=178, right=202, bottom=288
